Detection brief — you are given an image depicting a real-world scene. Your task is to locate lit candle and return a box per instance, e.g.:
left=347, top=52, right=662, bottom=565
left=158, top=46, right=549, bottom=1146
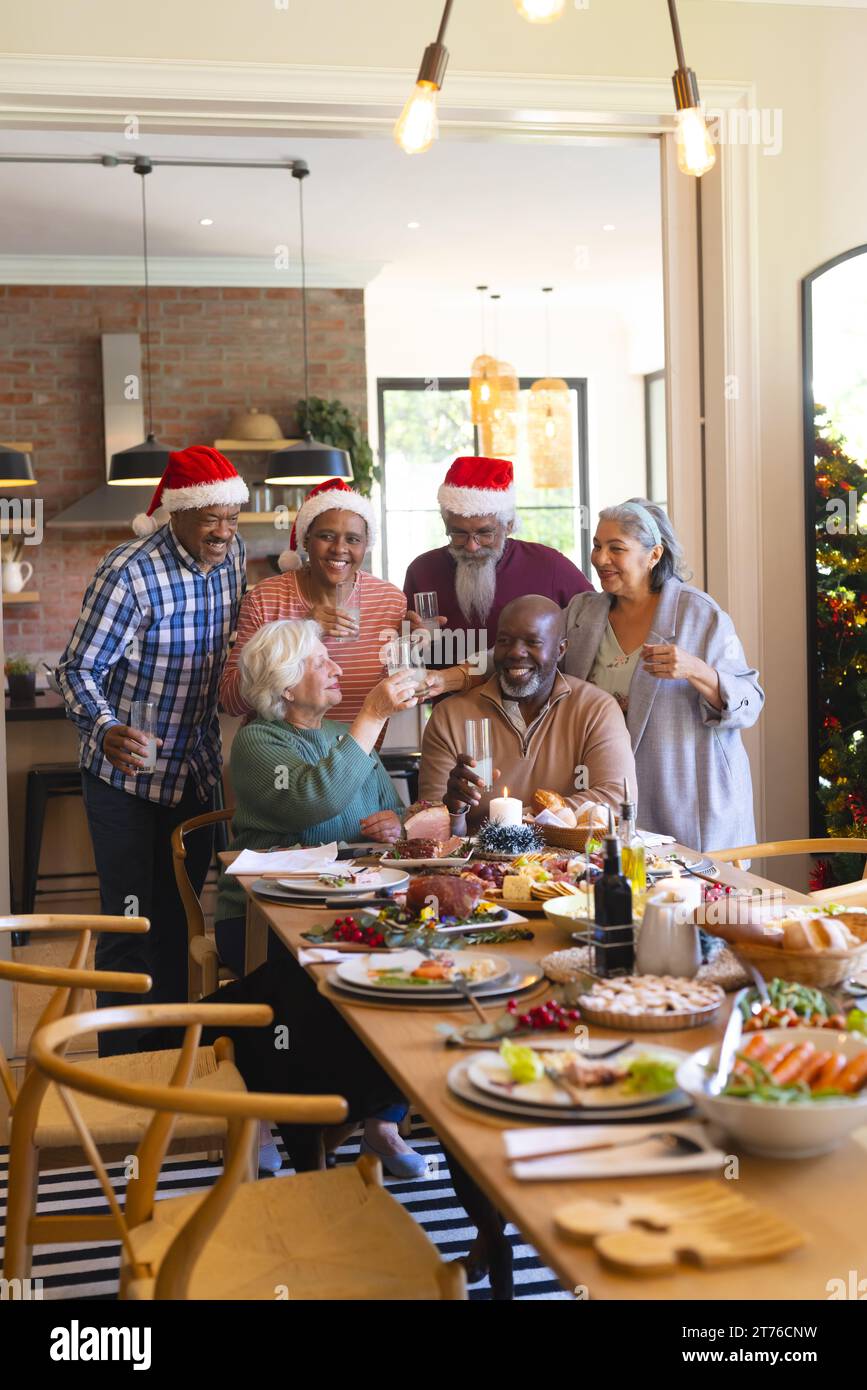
left=488, top=785, right=523, bottom=827
left=649, top=864, right=702, bottom=919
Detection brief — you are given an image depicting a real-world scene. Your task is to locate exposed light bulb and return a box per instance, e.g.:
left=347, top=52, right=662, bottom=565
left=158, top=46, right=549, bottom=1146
left=479, top=382, right=491, bottom=404
left=544, top=415, right=556, bottom=440
left=394, top=81, right=440, bottom=155
left=675, top=106, right=716, bottom=178
left=515, top=0, right=566, bottom=21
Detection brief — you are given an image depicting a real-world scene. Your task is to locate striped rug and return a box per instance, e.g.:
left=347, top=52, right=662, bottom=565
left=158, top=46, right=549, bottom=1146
left=0, top=1119, right=570, bottom=1301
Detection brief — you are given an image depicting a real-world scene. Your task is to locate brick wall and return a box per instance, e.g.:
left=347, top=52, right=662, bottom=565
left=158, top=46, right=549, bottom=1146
left=0, top=284, right=367, bottom=662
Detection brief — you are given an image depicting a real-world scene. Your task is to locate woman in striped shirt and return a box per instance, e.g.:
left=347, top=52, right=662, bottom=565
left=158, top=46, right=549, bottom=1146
left=220, top=479, right=406, bottom=724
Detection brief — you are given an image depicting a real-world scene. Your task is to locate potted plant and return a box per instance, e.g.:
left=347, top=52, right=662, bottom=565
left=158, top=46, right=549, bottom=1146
left=6, top=654, right=37, bottom=704
left=295, top=397, right=380, bottom=497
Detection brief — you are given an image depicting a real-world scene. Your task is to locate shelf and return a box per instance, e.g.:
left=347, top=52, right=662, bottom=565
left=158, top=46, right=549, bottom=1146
left=239, top=511, right=296, bottom=525
left=214, top=439, right=303, bottom=452
left=3, top=591, right=39, bottom=604
left=0, top=442, right=34, bottom=452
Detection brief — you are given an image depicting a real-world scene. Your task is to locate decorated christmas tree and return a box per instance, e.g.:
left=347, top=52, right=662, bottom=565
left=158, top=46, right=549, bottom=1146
left=811, top=405, right=867, bottom=888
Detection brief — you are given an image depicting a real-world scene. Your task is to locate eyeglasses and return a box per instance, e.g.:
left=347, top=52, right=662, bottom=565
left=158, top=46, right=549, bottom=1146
left=446, top=527, right=499, bottom=546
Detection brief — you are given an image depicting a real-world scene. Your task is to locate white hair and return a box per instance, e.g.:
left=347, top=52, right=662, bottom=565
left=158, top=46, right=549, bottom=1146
left=237, top=618, right=323, bottom=721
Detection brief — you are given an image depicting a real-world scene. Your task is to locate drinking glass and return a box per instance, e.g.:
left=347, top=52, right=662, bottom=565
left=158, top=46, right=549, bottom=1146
left=464, top=717, right=493, bottom=791
left=413, top=591, right=440, bottom=634
left=383, top=634, right=427, bottom=691
left=129, top=698, right=158, bottom=773
left=334, top=578, right=361, bottom=643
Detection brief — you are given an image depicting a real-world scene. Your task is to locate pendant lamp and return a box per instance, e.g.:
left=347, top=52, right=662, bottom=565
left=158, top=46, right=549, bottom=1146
left=529, top=289, right=572, bottom=488
left=109, top=159, right=171, bottom=485
left=469, top=286, right=501, bottom=427
left=0, top=444, right=36, bottom=487
left=479, top=294, right=519, bottom=457
left=667, top=0, right=716, bottom=178
left=394, top=0, right=454, bottom=155
left=266, top=163, right=352, bottom=486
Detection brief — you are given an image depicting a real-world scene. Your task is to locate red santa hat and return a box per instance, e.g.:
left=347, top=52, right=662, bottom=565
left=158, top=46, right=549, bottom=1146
left=437, top=455, right=516, bottom=521
left=278, top=478, right=378, bottom=572
left=132, top=446, right=249, bottom=537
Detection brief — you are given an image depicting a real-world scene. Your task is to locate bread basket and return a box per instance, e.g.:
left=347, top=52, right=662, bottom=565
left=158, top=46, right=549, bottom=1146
left=539, top=824, right=597, bottom=853
left=732, top=911, right=867, bottom=988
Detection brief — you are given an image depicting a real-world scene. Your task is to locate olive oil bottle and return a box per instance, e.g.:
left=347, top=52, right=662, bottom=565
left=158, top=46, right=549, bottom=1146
left=592, top=808, right=634, bottom=976
left=619, top=780, right=647, bottom=897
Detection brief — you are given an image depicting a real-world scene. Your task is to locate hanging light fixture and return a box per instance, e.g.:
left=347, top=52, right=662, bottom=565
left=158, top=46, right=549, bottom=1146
left=470, top=285, right=501, bottom=427
left=479, top=294, right=520, bottom=458
left=667, top=0, right=716, bottom=178
left=529, top=288, right=572, bottom=488
left=394, top=0, right=454, bottom=155
left=514, top=0, right=565, bottom=22
left=266, top=163, right=352, bottom=486
left=0, top=443, right=36, bottom=487
left=108, top=158, right=171, bottom=485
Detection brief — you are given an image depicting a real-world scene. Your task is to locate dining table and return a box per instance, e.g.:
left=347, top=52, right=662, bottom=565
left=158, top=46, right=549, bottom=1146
left=224, top=846, right=867, bottom=1301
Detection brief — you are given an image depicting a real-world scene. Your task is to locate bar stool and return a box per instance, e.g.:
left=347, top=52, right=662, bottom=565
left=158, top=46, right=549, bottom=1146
left=22, top=763, right=90, bottom=915
left=379, top=748, right=421, bottom=805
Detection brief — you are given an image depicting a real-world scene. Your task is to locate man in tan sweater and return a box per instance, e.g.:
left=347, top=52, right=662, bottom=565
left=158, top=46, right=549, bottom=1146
left=418, top=595, right=636, bottom=830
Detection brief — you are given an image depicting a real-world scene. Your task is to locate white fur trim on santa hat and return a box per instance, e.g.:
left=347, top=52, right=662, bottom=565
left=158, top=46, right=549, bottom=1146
left=160, top=477, right=249, bottom=512
left=293, top=488, right=377, bottom=555
left=132, top=504, right=170, bottom=537
left=278, top=549, right=303, bottom=572
left=437, top=482, right=516, bottom=520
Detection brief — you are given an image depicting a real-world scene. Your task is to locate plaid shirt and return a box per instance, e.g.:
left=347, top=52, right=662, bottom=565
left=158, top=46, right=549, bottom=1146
left=57, top=523, right=246, bottom=806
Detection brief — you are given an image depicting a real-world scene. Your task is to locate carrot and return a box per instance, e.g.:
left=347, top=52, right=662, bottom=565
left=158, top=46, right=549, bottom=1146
left=799, top=1050, right=834, bottom=1087
left=836, top=1051, right=867, bottom=1095
left=770, top=1042, right=815, bottom=1086
left=741, top=1033, right=771, bottom=1059
left=761, top=1041, right=796, bottom=1074
left=827, top=1014, right=847, bottom=1030
left=811, top=1054, right=847, bottom=1091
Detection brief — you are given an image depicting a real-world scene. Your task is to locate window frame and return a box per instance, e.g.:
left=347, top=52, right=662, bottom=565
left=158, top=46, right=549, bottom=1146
left=376, top=375, right=590, bottom=583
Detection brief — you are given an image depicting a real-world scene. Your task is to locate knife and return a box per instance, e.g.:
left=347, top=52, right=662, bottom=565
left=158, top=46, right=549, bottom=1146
left=707, top=1001, right=744, bottom=1096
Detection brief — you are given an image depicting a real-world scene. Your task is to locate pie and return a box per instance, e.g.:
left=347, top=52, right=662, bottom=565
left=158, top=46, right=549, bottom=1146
left=578, top=975, right=724, bottom=1018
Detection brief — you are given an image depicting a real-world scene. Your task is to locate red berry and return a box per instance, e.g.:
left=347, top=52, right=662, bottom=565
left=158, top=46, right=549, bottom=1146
left=518, top=1014, right=530, bottom=1027
left=558, top=1019, right=569, bottom=1031
left=506, top=999, right=517, bottom=1012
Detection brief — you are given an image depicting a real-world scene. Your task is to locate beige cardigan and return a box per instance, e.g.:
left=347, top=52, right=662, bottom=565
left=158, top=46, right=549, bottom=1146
left=418, top=671, right=637, bottom=830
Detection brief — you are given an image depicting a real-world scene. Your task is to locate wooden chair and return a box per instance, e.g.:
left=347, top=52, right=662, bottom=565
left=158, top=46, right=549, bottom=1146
left=707, top=838, right=867, bottom=904
left=171, top=807, right=236, bottom=1000
left=29, top=1000, right=466, bottom=1301
left=0, top=915, right=250, bottom=1282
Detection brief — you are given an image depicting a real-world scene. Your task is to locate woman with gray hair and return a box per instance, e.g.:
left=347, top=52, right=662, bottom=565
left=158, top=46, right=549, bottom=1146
left=560, top=498, right=763, bottom=851
left=214, top=617, right=428, bottom=1179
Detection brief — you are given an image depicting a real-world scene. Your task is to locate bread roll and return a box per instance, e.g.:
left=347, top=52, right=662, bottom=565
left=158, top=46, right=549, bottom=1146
left=574, top=801, right=612, bottom=831
left=780, top=915, right=860, bottom=952
left=532, top=789, right=567, bottom=815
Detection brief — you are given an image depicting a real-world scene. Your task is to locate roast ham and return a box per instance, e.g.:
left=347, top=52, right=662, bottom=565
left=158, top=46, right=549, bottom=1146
left=405, top=873, right=484, bottom=919
left=392, top=835, right=465, bottom=859
left=402, top=801, right=452, bottom=841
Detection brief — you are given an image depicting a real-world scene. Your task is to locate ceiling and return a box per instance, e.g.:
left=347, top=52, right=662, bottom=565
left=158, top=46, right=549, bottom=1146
left=0, top=128, right=662, bottom=301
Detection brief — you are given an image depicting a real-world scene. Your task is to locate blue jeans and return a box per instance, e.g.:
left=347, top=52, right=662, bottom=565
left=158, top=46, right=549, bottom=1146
left=81, top=770, right=214, bottom=1055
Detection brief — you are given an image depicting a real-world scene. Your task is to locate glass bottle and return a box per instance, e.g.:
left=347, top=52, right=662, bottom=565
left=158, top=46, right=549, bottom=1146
left=592, top=811, right=634, bottom=976
left=619, top=784, right=647, bottom=898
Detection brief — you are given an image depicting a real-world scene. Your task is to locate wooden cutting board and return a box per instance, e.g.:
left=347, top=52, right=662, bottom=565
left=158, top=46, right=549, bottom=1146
left=554, top=1181, right=805, bottom=1273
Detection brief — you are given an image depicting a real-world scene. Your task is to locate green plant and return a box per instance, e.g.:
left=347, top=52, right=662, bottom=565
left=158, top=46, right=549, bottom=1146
left=296, top=397, right=380, bottom=497
left=5, top=655, right=35, bottom=676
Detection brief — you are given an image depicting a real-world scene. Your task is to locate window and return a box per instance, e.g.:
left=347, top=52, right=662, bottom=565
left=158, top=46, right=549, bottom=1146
left=377, top=376, right=589, bottom=588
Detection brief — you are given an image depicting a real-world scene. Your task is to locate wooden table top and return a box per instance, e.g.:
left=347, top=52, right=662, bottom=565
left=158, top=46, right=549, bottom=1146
left=232, top=850, right=866, bottom=1300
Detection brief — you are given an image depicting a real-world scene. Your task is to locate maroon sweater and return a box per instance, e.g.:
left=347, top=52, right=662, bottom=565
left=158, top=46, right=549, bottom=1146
left=403, top=539, right=592, bottom=654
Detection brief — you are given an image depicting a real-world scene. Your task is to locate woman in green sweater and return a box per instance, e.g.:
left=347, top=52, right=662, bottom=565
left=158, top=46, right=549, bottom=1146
left=215, top=617, right=426, bottom=1178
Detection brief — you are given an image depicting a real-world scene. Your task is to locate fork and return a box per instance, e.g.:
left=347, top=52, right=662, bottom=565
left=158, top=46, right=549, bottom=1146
left=514, top=1131, right=705, bottom=1164
left=450, top=971, right=490, bottom=1023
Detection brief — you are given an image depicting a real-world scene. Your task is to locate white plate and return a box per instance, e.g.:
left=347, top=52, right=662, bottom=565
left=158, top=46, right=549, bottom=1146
left=327, top=961, right=544, bottom=1004
left=278, top=867, right=409, bottom=896
left=448, top=1054, right=692, bottom=1124
left=378, top=852, right=474, bottom=869
left=357, top=906, right=529, bottom=934
left=336, top=948, right=511, bottom=994
left=467, top=1041, right=686, bottom=1110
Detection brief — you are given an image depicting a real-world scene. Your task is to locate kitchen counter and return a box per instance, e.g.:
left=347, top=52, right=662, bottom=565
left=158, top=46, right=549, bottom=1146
left=5, top=690, right=67, bottom=722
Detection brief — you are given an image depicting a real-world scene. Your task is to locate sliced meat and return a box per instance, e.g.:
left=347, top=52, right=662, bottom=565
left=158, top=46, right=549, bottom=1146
left=405, top=873, right=484, bottom=919
left=403, top=801, right=452, bottom=840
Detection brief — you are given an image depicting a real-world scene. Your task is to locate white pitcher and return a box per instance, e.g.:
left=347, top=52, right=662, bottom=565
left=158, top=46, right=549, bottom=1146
left=636, top=897, right=702, bottom=979
left=2, top=559, right=33, bottom=593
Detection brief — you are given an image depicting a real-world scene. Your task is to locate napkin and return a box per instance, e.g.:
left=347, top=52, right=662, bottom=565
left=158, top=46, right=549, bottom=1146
left=226, top=843, right=339, bottom=876
left=532, top=808, right=574, bottom=828
left=503, top=1121, right=726, bottom=1181
left=298, top=947, right=345, bottom=965
left=636, top=830, right=676, bottom=846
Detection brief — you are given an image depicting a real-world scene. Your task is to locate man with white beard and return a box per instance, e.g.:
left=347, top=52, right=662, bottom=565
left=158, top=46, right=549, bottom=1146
left=403, top=456, right=591, bottom=673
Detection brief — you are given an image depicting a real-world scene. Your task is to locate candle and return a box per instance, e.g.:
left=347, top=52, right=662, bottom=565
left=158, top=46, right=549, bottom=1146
left=649, top=865, right=702, bottom=920
left=488, top=786, right=523, bottom=827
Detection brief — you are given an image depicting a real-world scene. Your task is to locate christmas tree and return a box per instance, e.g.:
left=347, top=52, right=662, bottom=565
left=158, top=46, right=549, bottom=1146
left=811, top=405, right=867, bottom=888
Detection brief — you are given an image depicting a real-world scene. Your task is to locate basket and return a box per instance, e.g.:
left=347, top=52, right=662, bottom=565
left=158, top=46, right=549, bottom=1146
left=733, top=913, right=867, bottom=988
left=540, top=824, right=596, bottom=853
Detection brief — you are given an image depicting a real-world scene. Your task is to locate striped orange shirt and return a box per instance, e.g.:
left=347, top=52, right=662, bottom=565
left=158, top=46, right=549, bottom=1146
left=219, top=570, right=408, bottom=725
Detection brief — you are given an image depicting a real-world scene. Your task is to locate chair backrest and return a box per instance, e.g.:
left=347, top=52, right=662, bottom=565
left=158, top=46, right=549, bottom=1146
left=171, top=808, right=234, bottom=997
left=0, top=915, right=151, bottom=1110
left=30, top=1001, right=349, bottom=1298
left=708, top=838, right=867, bottom=876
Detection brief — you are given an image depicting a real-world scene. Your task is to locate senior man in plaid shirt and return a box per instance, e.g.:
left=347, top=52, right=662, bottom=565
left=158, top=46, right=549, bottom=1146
left=58, top=446, right=247, bottom=1052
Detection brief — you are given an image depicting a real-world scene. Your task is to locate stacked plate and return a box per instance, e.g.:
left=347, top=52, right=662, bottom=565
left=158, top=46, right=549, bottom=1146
left=250, top=866, right=409, bottom=906
left=448, top=1038, right=694, bottom=1125
left=325, top=949, right=544, bottom=1007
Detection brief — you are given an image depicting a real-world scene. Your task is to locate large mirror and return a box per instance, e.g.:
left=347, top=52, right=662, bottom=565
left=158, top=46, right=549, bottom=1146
left=803, top=243, right=867, bottom=886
